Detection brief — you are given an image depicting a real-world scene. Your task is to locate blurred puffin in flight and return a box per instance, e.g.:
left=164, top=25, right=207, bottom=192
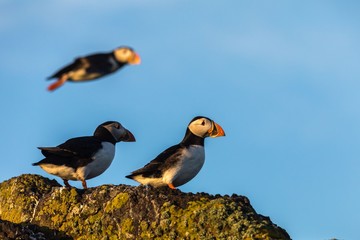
left=126, top=116, right=225, bottom=189
left=46, top=46, right=141, bottom=91
left=33, top=121, right=135, bottom=189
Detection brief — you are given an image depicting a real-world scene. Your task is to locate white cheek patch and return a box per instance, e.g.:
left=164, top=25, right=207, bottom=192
left=188, top=118, right=213, bottom=137
left=189, top=124, right=207, bottom=137
left=114, top=50, right=131, bottom=62
left=104, top=125, right=125, bottom=142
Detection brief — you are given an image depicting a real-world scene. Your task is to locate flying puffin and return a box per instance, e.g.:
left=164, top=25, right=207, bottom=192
left=126, top=116, right=225, bottom=189
left=46, top=46, right=141, bottom=91
left=33, top=121, right=135, bottom=189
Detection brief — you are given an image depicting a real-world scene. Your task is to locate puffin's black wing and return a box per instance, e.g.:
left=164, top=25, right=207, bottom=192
left=126, top=144, right=183, bottom=178
left=47, top=53, right=116, bottom=79
left=82, top=53, right=120, bottom=74
left=34, top=137, right=103, bottom=168
left=47, top=58, right=86, bottom=79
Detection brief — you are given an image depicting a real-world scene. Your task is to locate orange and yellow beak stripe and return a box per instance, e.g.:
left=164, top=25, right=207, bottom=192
left=208, top=122, right=225, bottom=137
left=128, top=52, right=141, bottom=65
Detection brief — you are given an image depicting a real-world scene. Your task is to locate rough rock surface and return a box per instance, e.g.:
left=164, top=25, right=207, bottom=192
left=0, top=219, right=71, bottom=240
left=0, top=174, right=291, bottom=239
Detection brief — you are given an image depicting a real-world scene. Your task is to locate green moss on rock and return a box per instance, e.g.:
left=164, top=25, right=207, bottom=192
left=0, top=175, right=291, bottom=239
left=105, top=193, right=129, bottom=213
left=0, top=219, right=72, bottom=240
left=0, top=174, right=60, bottom=223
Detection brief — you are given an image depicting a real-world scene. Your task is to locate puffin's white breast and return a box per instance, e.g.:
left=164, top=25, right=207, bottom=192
left=77, top=142, right=115, bottom=180
left=163, top=145, right=205, bottom=187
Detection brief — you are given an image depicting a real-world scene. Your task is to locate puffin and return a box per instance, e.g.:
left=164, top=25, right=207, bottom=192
left=33, top=121, right=135, bottom=189
left=46, top=46, right=141, bottom=91
left=126, top=116, right=225, bottom=189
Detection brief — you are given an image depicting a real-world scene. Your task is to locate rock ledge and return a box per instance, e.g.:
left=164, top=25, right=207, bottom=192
left=0, top=174, right=290, bottom=239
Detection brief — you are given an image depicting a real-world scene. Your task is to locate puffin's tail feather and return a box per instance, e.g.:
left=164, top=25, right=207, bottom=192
left=125, top=174, right=135, bottom=179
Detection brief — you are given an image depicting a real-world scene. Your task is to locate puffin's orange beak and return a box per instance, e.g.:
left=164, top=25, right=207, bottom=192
left=208, top=122, right=225, bottom=138
left=128, top=52, right=141, bottom=65
left=124, top=129, right=136, bottom=142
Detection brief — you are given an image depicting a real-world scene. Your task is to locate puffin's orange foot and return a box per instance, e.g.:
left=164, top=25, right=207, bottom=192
left=63, top=179, right=72, bottom=188
left=168, top=183, right=176, bottom=189
left=47, top=74, right=68, bottom=91
left=81, top=180, right=88, bottom=189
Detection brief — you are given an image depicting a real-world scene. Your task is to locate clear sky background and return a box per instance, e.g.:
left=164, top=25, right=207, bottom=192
left=1, top=1, right=359, bottom=239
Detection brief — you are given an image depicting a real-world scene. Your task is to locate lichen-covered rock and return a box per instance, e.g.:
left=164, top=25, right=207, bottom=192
left=0, top=218, right=72, bottom=240
left=0, top=174, right=291, bottom=239
left=0, top=174, right=61, bottom=224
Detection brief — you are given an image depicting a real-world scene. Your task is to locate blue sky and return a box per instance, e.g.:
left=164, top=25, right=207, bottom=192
left=1, top=1, right=359, bottom=239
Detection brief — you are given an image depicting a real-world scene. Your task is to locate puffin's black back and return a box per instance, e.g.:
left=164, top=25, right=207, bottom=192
left=48, top=52, right=127, bottom=80
left=33, top=136, right=104, bottom=168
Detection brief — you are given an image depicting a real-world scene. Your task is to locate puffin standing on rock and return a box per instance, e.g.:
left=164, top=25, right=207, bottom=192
left=46, top=46, right=141, bottom=91
left=126, top=116, right=225, bottom=189
left=33, top=121, right=135, bottom=189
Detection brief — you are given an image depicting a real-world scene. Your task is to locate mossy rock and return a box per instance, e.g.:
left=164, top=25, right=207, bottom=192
left=0, top=174, right=60, bottom=223
left=0, top=174, right=291, bottom=239
left=0, top=214, right=71, bottom=240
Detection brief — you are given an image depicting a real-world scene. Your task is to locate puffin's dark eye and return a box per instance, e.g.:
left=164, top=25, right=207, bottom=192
left=201, top=120, right=205, bottom=126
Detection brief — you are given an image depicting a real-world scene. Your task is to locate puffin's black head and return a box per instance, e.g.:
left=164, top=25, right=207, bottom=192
left=94, top=121, right=136, bottom=143
left=113, top=46, right=141, bottom=65
left=187, top=116, right=225, bottom=138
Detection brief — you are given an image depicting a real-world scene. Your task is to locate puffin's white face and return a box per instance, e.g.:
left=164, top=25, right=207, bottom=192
left=103, top=122, right=136, bottom=142
left=188, top=117, right=226, bottom=138
left=188, top=118, right=214, bottom=138
left=113, top=47, right=141, bottom=65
